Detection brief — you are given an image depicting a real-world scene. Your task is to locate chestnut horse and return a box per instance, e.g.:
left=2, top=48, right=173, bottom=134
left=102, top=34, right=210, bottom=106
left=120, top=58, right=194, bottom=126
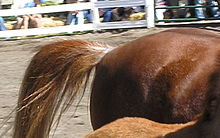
left=13, top=28, right=220, bottom=138
left=86, top=64, right=220, bottom=138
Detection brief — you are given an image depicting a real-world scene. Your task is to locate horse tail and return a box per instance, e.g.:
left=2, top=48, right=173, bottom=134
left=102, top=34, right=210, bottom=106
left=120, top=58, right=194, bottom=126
left=13, top=40, right=114, bottom=138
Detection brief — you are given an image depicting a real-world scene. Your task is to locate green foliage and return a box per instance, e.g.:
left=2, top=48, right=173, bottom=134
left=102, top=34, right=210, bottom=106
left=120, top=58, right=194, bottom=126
left=2, top=4, right=11, bottom=9
left=41, top=1, right=58, bottom=6
left=41, top=1, right=65, bottom=17
left=3, top=16, right=16, bottom=21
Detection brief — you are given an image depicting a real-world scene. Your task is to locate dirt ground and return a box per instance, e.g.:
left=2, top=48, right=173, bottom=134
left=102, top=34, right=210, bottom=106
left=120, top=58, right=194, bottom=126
left=0, top=26, right=218, bottom=138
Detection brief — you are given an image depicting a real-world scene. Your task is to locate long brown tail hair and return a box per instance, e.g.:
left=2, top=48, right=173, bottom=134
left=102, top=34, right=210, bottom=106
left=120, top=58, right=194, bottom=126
left=13, top=40, right=113, bottom=138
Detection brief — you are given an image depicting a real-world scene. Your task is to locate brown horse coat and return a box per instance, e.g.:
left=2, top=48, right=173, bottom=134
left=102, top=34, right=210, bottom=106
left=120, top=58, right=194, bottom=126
left=11, top=28, right=220, bottom=138
left=90, top=28, right=220, bottom=129
left=85, top=117, right=196, bottom=138
left=86, top=57, right=220, bottom=138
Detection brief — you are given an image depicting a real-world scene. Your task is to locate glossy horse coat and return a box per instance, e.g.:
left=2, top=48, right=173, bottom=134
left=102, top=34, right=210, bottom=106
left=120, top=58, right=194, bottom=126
left=90, top=28, right=220, bottom=129
left=86, top=63, right=220, bottom=138
left=12, top=28, right=220, bottom=138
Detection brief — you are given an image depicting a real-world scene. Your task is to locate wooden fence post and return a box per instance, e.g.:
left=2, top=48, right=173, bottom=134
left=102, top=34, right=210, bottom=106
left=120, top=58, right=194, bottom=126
left=90, top=0, right=100, bottom=31
left=145, top=0, right=155, bottom=28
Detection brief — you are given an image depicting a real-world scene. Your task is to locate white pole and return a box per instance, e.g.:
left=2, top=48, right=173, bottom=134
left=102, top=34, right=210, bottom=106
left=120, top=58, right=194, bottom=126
left=90, top=0, right=100, bottom=31
left=145, top=0, right=155, bottom=28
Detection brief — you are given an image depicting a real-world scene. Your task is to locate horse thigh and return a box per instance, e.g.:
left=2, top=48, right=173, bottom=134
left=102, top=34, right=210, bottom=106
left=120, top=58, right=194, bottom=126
left=90, top=66, right=158, bottom=130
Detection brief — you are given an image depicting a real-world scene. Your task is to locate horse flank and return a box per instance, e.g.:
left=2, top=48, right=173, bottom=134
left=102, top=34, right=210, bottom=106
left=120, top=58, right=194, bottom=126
left=13, top=40, right=114, bottom=138
left=85, top=55, right=220, bottom=138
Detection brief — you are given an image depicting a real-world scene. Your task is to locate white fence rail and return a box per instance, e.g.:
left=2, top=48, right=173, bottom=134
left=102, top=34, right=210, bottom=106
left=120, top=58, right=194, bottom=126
left=0, top=0, right=155, bottom=38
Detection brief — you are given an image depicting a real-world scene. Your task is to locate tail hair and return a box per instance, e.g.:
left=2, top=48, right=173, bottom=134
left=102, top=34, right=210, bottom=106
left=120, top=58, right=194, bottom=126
left=13, top=40, right=113, bottom=138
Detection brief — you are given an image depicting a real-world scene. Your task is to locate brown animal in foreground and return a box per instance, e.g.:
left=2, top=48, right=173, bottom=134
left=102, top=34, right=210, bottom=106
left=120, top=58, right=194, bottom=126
left=86, top=68, right=220, bottom=138
left=12, top=28, right=220, bottom=138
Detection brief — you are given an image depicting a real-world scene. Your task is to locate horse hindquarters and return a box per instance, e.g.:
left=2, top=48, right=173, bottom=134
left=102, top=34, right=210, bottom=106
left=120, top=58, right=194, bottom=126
left=90, top=28, right=220, bottom=129
left=90, top=62, right=149, bottom=129
left=90, top=61, right=207, bottom=130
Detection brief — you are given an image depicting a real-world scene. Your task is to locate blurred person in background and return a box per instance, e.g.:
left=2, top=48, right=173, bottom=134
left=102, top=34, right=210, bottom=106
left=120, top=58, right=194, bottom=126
left=13, top=0, right=45, bottom=29
left=98, top=0, right=113, bottom=22
left=206, top=0, right=220, bottom=17
left=0, top=17, right=7, bottom=31
left=165, top=0, right=179, bottom=18
left=155, top=0, right=166, bottom=21
left=111, top=7, right=134, bottom=21
left=165, top=0, right=189, bottom=18
left=0, top=6, right=7, bottom=31
left=189, top=0, right=219, bottom=18
left=194, top=0, right=205, bottom=18
left=65, top=0, right=88, bottom=25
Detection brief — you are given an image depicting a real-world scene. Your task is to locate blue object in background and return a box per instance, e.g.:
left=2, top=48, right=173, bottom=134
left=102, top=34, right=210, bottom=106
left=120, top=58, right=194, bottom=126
left=24, top=0, right=46, bottom=8
left=0, top=17, right=7, bottom=31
